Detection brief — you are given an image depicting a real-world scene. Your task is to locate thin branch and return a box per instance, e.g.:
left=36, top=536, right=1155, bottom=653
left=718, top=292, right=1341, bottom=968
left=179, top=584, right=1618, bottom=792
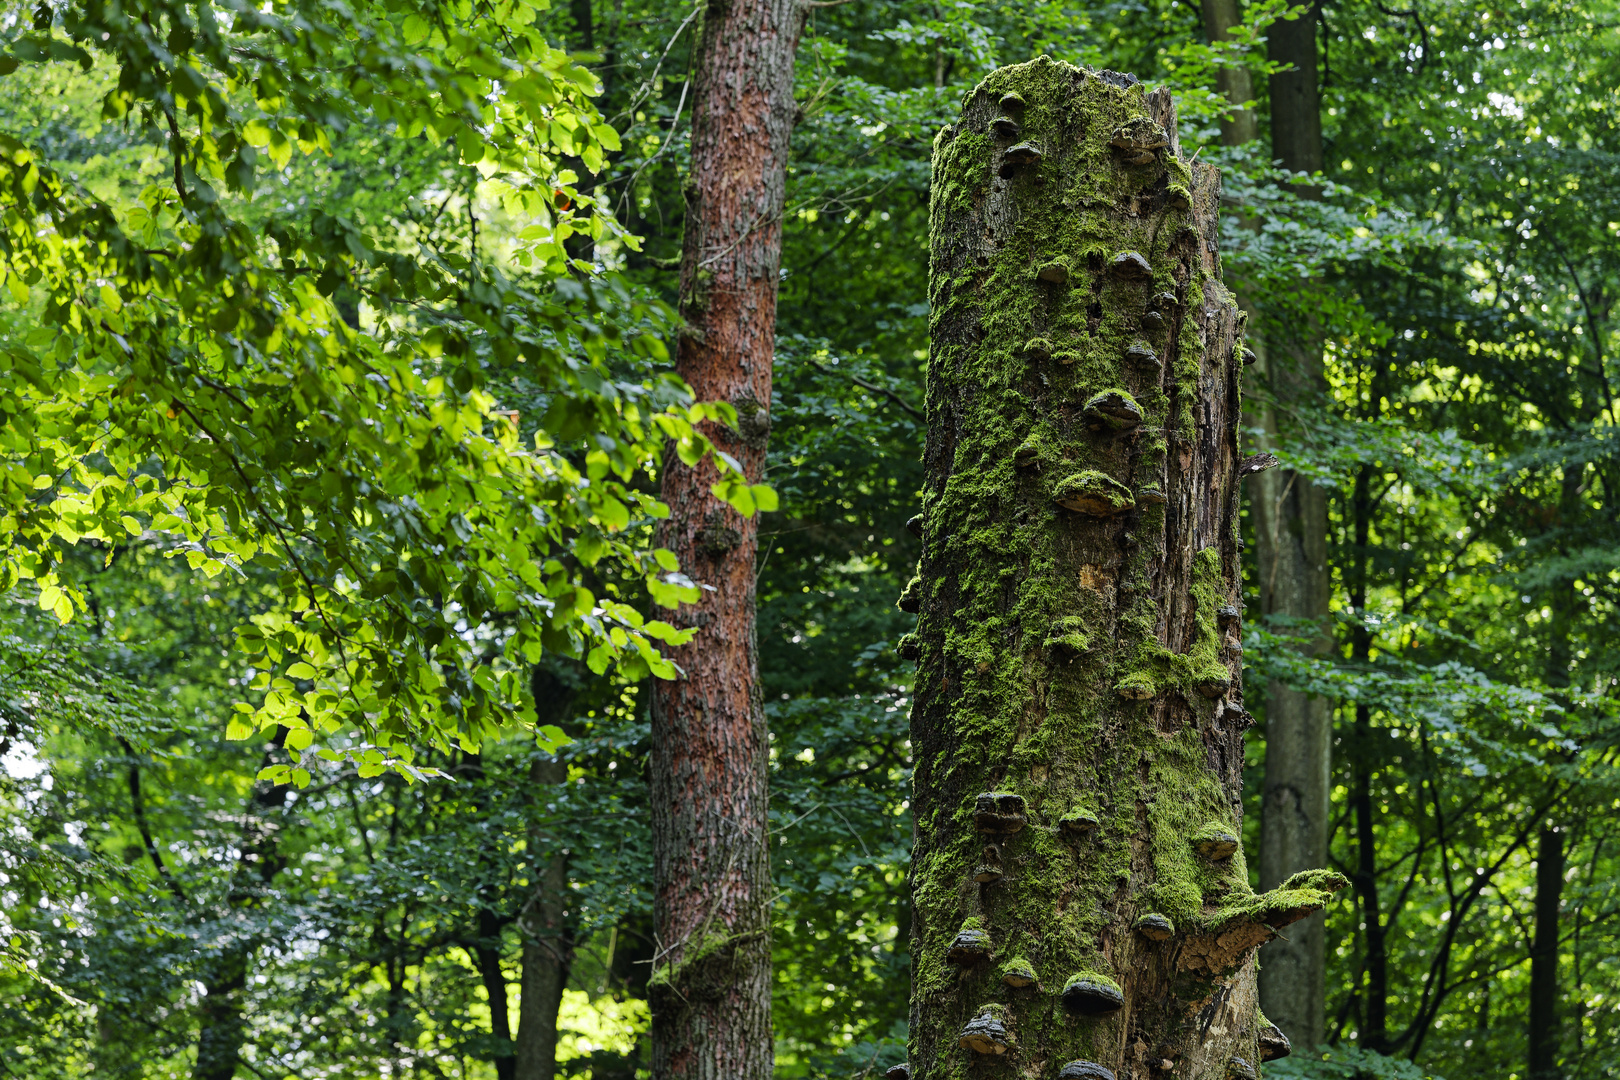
left=806, top=358, right=923, bottom=420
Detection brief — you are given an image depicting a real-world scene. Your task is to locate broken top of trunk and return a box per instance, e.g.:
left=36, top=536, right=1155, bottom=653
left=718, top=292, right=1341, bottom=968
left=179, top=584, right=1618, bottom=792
left=908, top=56, right=1343, bottom=1079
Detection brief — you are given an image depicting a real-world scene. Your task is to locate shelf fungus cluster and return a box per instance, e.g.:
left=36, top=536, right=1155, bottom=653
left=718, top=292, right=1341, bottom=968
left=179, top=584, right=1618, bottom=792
left=909, top=57, right=1342, bottom=1079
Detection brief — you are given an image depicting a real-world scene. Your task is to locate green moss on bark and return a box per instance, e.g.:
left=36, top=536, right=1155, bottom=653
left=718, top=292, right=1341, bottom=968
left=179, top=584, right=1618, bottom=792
left=911, top=56, right=1334, bottom=1079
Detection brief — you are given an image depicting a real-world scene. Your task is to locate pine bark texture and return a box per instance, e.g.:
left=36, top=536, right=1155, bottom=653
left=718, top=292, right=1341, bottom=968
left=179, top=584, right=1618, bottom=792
left=1254, top=4, right=1332, bottom=1050
left=911, top=60, right=1344, bottom=1080
left=647, top=0, right=801, bottom=1077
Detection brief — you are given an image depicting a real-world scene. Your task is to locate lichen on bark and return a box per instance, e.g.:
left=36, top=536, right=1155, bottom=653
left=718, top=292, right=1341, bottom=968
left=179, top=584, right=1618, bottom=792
left=907, top=57, right=1344, bottom=1079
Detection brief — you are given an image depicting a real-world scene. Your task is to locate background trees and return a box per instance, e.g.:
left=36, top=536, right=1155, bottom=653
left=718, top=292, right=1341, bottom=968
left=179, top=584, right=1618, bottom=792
left=1, top=0, right=1617, bottom=1079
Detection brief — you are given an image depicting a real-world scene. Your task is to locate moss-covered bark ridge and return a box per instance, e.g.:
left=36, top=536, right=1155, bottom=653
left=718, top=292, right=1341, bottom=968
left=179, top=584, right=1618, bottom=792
left=909, top=57, right=1344, bottom=1080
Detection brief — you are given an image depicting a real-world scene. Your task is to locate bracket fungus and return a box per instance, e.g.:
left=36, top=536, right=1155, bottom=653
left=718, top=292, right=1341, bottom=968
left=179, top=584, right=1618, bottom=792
left=1221, top=701, right=1254, bottom=728
left=947, top=919, right=994, bottom=965
left=897, top=576, right=922, bottom=614
left=1137, top=486, right=1167, bottom=506
left=1134, top=913, right=1175, bottom=941
left=1059, top=810, right=1101, bottom=838
left=1059, top=1062, right=1118, bottom=1080
left=998, top=91, right=1025, bottom=110
left=957, top=1008, right=1013, bottom=1055
left=1193, top=823, right=1241, bottom=860
left=1238, top=452, right=1281, bottom=479
left=1226, top=1056, right=1258, bottom=1080
left=1014, top=440, right=1041, bottom=469
left=1000, top=956, right=1038, bottom=987
left=1082, top=389, right=1144, bottom=432
left=1115, top=670, right=1156, bottom=700
left=973, top=844, right=1005, bottom=883
left=973, top=791, right=1028, bottom=834
left=1195, top=672, right=1233, bottom=699
left=1061, top=972, right=1125, bottom=1016
left=1108, top=117, right=1170, bottom=164
left=896, top=633, right=920, bottom=661
left=1167, top=183, right=1192, bottom=210
left=1216, top=603, right=1242, bottom=627
left=883, top=1066, right=910, bottom=1080
left=1054, top=470, right=1135, bottom=516
left=991, top=116, right=1020, bottom=138
left=1000, top=142, right=1043, bottom=178
left=1126, top=341, right=1160, bottom=369
left=1045, top=616, right=1091, bottom=656
left=1258, top=1015, right=1292, bottom=1061
left=1110, top=250, right=1153, bottom=280
left=905, top=513, right=923, bottom=538
left=1037, top=259, right=1071, bottom=284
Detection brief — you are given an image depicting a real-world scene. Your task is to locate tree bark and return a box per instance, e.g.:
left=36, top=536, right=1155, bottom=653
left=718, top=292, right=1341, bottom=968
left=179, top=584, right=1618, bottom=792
left=1267, top=4, right=1323, bottom=180
left=647, top=0, right=801, bottom=1077
left=1345, top=462, right=1386, bottom=1054
left=474, top=906, right=517, bottom=1080
left=1529, top=824, right=1564, bottom=1080
left=1253, top=0, right=1332, bottom=1051
left=193, top=734, right=290, bottom=1080
left=1199, top=0, right=1258, bottom=146
left=1528, top=471, right=1576, bottom=1080
left=515, top=666, right=581, bottom=1080
left=910, top=60, right=1344, bottom=1079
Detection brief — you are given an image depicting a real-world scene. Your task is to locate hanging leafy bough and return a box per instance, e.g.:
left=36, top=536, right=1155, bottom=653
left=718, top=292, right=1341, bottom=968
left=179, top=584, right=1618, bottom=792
left=0, top=0, right=771, bottom=785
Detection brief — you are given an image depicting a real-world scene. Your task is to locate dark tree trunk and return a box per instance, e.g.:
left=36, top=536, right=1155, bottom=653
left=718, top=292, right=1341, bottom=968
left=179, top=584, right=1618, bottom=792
left=1253, top=0, right=1332, bottom=1049
left=1346, top=463, right=1386, bottom=1055
left=1528, top=468, right=1577, bottom=1080
left=1351, top=707, right=1387, bottom=1054
left=193, top=734, right=289, bottom=1080
left=910, top=61, right=1344, bottom=1079
left=1267, top=4, right=1323, bottom=181
left=1529, top=825, right=1564, bottom=1080
left=647, top=0, right=801, bottom=1076
left=474, top=906, right=517, bottom=1080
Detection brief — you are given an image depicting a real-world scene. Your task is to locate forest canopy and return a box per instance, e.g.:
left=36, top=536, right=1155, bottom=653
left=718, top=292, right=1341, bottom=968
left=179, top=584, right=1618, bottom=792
left=0, top=0, right=1616, bottom=1078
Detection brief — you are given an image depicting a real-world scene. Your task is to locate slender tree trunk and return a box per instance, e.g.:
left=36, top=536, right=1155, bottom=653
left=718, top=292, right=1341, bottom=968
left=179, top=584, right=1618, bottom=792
left=193, top=734, right=290, bottom=1080
left=1253, top=0, right=1332, bottom=1050
left=647, top=0, right=801, bottom=1076
left=474, top=906, right=517, bottom=1080
left=1528, top=469, right=1577, bottom=1080
left=1345, top=462, right=1386, bottom=1054
left=515, top=666, right=580, bottom=1080
left=909, top=61, right=1344, bottom=1079
left=1351, top=707, right=1387, bottom=1053
left=1199, top=0, right=1258, bottom=146
left=1529, top=825, right=1564, bottom=1080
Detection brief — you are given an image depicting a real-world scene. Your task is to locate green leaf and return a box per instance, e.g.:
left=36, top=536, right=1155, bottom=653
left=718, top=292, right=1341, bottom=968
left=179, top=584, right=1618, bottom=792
left=402, top=14, right=431, bottom=44
left=535, top=724, right=572, bottom=754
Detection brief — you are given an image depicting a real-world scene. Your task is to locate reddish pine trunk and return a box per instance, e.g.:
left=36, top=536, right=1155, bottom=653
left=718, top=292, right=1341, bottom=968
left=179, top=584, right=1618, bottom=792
left=647, top=2, right=801, bottom=1078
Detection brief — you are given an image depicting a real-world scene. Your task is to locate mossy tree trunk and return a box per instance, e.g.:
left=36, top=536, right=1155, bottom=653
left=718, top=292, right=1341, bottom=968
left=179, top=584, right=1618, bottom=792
left=647, top=0, right=802, bottom=1077
left=906, top=59, right=1345, bottom=1080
